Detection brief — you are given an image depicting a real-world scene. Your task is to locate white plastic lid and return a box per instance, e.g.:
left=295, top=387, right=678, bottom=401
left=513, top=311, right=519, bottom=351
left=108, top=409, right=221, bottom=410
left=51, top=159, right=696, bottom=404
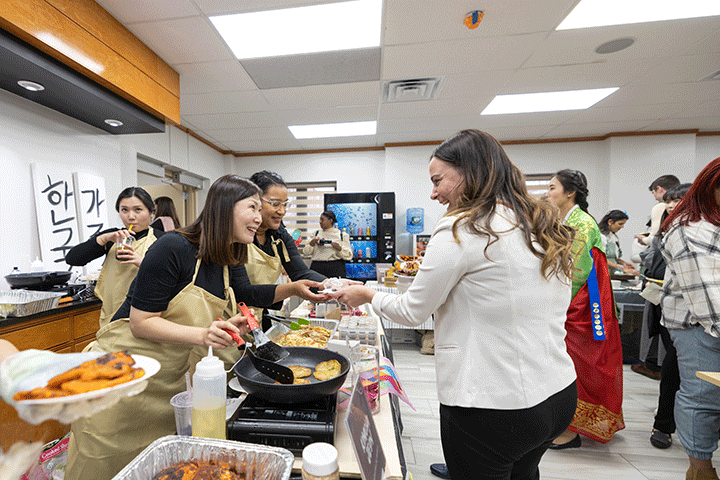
left=302, top=442, right=338, bottom=477
left=194, top=346, right=224, bottom=378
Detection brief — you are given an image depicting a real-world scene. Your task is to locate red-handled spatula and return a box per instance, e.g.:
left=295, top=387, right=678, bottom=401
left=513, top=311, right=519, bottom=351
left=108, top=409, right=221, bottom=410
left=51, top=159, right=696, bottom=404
left=219, top=321, right=293, bottom=384
left=238, top=302, right=290, bottom=362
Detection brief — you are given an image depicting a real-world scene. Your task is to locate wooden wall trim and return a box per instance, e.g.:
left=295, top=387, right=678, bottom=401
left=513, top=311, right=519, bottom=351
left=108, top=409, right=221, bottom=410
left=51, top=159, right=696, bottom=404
left=234, top=146, right=385, bottom=158
left=0, top=0, right=179, bottom=123
left=230, top=129, right=718, bottom=157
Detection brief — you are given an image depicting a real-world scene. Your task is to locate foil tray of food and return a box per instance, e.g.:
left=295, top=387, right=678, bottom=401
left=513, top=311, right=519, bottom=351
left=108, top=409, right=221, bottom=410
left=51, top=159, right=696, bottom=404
left=112, top=435, right=294, bottom=480
left=0, top=290, right=64, bottom=318
left=265, top=318, right=339, bottom=348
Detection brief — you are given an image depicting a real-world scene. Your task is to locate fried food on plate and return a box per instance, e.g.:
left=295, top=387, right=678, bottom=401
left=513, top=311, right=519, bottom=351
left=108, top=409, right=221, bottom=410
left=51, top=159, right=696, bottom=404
left=288, top=365, right=312, bottom=379
left=313, top=359, right=341, bottom=381
left=277, top=326, right=332, bottom=348
left=13, top=351, right=145, bottom=401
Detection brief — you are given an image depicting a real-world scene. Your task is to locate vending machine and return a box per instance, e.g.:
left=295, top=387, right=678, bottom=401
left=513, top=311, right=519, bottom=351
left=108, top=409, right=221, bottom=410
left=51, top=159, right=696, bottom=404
left=324, top=192, right=395, bottom=280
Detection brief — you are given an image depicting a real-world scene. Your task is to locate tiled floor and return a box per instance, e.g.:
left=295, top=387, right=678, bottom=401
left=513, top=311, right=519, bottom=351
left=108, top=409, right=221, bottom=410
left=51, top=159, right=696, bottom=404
left=390, top=342, right=692, bottom=480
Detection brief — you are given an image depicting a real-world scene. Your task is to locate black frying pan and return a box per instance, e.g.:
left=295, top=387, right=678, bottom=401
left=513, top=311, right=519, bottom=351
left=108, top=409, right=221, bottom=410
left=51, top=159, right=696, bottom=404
left=5, top=271, right=72, bottom=289
left=233, top=346, right=350, bottom=404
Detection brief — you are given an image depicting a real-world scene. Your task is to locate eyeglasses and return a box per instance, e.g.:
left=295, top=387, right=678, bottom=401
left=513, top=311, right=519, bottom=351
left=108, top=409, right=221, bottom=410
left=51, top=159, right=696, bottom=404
left=262, top=197, right=290, bottom=209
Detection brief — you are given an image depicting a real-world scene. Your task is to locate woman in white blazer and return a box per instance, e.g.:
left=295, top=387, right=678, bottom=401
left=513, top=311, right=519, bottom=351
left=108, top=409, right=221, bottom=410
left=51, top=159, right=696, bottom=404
left=333, top=129, right=578, bottom=480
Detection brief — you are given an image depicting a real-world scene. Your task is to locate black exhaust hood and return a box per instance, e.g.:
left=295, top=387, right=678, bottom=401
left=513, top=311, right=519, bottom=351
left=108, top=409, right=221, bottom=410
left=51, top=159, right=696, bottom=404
left=0, top=28, right=165, bottom=134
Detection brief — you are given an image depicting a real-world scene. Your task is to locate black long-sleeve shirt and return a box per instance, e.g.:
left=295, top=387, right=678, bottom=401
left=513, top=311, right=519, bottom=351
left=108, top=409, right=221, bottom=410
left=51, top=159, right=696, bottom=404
left=64, top=227, right=157, bottom=266
left=112, top=232, right=278, bottom=320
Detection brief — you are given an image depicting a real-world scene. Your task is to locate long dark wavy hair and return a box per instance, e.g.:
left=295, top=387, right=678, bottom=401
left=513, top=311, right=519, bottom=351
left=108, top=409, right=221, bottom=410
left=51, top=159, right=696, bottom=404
left=176, top=175, right=261, bottom=265
left=431, top=129, right=574, bottom=280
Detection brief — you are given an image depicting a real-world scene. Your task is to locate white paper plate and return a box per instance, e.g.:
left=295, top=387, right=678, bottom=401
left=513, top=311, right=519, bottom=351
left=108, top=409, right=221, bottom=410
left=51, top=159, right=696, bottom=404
left=13, top=354, right=161, bottom=424
left=16, top=354, right=160, bottom=405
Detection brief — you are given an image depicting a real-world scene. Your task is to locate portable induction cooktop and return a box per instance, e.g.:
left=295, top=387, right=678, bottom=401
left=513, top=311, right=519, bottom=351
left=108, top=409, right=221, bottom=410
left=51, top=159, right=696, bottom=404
left=226, top=393, right=337, bottom=454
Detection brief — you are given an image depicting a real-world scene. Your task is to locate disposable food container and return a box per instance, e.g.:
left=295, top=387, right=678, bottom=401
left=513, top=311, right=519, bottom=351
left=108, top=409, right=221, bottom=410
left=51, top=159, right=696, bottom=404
left=266, top=318, right=339, bottom=348
left=111, top=435, right=294, bottom=480
left=337, top=315, right=377, bottom=345
left=0, top=290, right=63, bottom=318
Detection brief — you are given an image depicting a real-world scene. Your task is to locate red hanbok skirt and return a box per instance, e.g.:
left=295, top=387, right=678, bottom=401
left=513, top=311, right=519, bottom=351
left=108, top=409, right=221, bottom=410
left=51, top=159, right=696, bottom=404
left=565, top=247, right=625, bottom=443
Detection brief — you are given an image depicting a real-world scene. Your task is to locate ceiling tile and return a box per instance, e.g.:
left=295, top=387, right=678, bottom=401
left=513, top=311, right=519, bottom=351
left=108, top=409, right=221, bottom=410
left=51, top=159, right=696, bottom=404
left=201, top=126, right=294, bottom=142
left=683, top=27, right=720, bottom=55
left=274, top=106, right=378, bottom=125
left=95, top=0, right=201, bottom=23
left=564, top=103, right=696, bottom=124
left=225, top=137, right=304, bottom=152
left=124, top=17, right=234, bottom=64
left=641, top=116, right=720, bottom=132
left=241, top=48, right=380, bottom=89
left=502, top=58, right=663, bottom=94
left=543, top=120, right=656, bottom=138
left=601, top=82, right=720, bottom=109
left=524, top=19, right=720, bottom=69
left=382, top=33, right=546, bottom=79
left=261, top=82, right=380, bottom=109
left=298, top=136, right=380, bottom=149
left=175, top=60, right=257, bottom=94
left=181, top=111, right=280, bottom=130
left=383, top=0, right=576, bottom=45
left=630, top=54, right=720, bottom=85
left=181, top=90, right=271, bottom=115
left=194, top=0, right=340, bottom=16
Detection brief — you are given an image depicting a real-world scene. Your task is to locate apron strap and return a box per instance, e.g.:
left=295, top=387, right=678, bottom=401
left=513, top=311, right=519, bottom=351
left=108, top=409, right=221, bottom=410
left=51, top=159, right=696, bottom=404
left=271, top=236, right=290, bottom=263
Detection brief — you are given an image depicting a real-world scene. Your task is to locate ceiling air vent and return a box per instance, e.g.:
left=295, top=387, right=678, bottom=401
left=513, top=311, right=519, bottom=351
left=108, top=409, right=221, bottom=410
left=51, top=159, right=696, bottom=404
left=382, top=77, right=443, bottom=102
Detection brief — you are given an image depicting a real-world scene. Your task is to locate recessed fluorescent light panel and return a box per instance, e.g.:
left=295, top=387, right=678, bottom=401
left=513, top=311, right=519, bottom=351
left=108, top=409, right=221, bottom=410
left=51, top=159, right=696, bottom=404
left=557, top=0, right=720, bottom=30
left=481, top=88, right=618, bottom=115
left=289, top=121, right=377, bottom=139
left=210, top=0, right=382, bottom=59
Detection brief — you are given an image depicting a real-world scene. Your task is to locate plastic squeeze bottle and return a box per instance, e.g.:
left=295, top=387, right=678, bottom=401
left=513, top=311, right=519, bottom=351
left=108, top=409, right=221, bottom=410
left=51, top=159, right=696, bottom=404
left=192, top=346, right=226, bottom=439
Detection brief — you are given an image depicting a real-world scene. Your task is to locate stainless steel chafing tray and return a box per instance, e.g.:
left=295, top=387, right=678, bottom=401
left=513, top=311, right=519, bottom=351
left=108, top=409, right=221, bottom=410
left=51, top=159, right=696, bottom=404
left=112, top=435, right=294, bottom=480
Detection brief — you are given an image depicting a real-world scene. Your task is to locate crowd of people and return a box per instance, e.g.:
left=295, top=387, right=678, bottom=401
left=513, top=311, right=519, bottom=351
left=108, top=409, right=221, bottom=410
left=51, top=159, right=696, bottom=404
left=2, top=129, right=718, bottom=480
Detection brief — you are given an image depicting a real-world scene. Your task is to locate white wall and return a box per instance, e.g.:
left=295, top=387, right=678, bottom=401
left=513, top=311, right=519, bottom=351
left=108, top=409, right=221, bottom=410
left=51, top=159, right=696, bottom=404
left=232, top=133, right=714, bottom=259
left=0, top=89, right=226, bottom=288
left=1, top=82, right=715, bottom=288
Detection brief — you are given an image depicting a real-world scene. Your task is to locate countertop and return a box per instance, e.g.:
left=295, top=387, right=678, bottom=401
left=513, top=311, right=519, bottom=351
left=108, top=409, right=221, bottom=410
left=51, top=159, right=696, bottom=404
left=0, top=295, right=101, bottom=329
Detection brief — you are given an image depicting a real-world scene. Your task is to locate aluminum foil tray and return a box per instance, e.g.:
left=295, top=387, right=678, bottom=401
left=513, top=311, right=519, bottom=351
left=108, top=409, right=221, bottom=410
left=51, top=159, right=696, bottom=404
left=266, top=318, right=339, bottom=348
left=0, top=290, right=63, bottom=318
left=112, top=435, right=294, bottom=480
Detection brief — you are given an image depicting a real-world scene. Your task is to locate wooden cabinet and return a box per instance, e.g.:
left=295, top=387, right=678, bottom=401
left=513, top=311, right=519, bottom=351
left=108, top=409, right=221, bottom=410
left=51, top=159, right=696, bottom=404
left=0, top=302, right=101, bottom=451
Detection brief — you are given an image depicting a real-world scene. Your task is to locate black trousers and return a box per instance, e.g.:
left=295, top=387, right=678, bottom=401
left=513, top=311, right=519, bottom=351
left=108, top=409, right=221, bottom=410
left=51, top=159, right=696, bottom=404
left=654, top=325, right=680, bottom=434
left=440, top=381, right=577, bottom=480
left=309, top=260, right=347, bottom=278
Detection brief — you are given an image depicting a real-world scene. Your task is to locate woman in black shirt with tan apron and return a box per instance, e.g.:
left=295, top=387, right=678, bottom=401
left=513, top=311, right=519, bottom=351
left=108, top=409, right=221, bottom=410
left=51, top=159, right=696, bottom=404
left=66, top=176, right=326, bottom=480
left=65, top=187, right=160, bottom=329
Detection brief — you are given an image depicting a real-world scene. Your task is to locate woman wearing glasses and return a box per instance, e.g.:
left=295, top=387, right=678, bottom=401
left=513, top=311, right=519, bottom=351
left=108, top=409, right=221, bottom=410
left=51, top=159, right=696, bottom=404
left=246, top=171, right=335, bottom=328
left=545, top=169, right=625, bottom=449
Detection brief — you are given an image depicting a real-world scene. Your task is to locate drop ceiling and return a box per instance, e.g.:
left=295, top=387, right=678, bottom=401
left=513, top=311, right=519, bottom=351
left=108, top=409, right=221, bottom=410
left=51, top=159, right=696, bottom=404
left=93, top=0, right=720, bottom=154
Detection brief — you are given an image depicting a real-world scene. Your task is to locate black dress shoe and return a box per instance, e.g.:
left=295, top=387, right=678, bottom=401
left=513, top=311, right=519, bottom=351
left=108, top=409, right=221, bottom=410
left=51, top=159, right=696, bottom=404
left=548, top=434, right=581, bottom=450
left=430, top=463, right=451, bottom=479
left=650, top=429, right=672, bottom=449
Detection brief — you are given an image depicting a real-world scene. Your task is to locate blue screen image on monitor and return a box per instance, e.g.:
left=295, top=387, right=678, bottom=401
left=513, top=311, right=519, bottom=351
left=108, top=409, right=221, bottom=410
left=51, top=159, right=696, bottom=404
left=346, top=263, right=377, bottom=279
left=328, top=203, right=377, bottom=236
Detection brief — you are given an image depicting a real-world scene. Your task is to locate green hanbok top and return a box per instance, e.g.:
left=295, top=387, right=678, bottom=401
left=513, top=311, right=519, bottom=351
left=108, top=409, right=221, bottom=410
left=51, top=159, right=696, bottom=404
left=565, top=205, right=605, bottom=298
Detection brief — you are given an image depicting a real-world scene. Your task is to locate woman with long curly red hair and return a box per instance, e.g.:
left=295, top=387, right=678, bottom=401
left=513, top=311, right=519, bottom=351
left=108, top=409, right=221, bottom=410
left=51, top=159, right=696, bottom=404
left=660, top=157, right=720, bottom=480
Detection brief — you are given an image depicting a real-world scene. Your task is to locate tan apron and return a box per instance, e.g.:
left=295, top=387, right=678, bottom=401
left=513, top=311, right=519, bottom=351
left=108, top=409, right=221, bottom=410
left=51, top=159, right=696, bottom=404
left=66, top=259, right=234, bottom=480
left=95, top=227, right=157, bottom=328
left=244, top=239, right=290, bottom=321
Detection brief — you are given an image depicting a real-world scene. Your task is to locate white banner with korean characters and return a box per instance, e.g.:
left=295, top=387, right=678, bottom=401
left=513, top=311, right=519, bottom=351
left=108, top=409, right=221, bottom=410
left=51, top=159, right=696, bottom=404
left=73, top=171, right=109, bottom=276
left=30, top=163, right=79, bottom=271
